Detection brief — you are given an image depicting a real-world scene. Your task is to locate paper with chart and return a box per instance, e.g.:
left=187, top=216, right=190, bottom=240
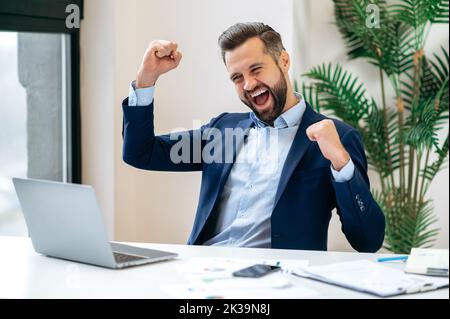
left=177, top=257, right=309, bottom=275
left=161, top=257, right=318, bottom=298
left=176, top=257, right=309, bottom=289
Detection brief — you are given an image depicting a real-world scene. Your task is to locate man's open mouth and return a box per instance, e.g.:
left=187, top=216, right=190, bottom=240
left=250, top=88, right=271, bottom=107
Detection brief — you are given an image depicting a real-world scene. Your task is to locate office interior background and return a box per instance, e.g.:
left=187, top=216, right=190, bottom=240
left=0, top=0, right=448, bottom=252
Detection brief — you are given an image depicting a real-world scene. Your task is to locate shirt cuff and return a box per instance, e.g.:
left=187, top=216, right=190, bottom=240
left=128, top=80, right=155, bottom=106
left=330, top=158, right=355, bottom=183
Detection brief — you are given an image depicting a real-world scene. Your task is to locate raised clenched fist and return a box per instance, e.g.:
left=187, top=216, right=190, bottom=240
left=136, top=40, right=182, bottom=88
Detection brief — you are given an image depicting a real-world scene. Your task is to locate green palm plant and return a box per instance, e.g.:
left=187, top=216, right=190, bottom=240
left=300, top=0, right=449, bottom=254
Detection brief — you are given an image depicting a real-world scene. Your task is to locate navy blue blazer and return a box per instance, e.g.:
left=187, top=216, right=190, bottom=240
left=122, top=98, right=385, bottom=252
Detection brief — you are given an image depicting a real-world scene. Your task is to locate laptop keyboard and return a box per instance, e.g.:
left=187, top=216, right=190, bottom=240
left=113, top=252, right=147, bottom=264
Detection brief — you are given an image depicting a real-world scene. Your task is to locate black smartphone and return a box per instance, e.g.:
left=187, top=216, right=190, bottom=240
left=232, top=264, right=281, bottom=278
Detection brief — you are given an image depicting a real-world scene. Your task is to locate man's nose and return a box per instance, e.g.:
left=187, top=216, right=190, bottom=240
left=243, top=77, right=257, bottom=92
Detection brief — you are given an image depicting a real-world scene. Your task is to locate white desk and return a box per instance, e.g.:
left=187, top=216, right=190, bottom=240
left=0, top=236, right=447, bottom=299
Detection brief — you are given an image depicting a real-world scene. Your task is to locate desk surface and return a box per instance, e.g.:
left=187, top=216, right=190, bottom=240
left=0, top=236, right=447, bottom=299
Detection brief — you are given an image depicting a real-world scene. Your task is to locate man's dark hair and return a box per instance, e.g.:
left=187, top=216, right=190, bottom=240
left=218, top=22, right=286, bottom=64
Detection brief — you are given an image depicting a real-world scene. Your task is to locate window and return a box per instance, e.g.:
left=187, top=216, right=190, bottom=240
left=0, top=1, right=83, bottom=236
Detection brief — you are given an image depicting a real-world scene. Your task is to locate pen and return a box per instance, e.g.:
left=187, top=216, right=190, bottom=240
left=377, top=256, right=409, bottom=262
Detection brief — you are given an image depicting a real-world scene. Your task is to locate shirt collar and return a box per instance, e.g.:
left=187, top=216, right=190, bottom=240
left=249, top=92, right=306, bottom=128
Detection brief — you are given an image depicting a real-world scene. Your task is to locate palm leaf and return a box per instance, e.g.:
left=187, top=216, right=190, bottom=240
left=390, top=0, right=449, bottom=27
left=334, top=1, right=390, bottom=60
left=422, top=134, right=449, bottom=182
left=304, top=63, right=371, bottom=128
left=401, top=48, right=449, bottom=150
left=379, top=189, right=439, bottom=253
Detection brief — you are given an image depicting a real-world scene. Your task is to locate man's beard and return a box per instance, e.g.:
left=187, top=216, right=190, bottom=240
left=240, top=68, right=287, bottom=126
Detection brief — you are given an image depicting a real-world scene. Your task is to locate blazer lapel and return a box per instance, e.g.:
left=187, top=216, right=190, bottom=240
left=273, top=104, right=323, bottom=208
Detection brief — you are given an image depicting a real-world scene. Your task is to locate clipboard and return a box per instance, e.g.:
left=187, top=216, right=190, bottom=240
left=293, top=260, right=449, bottom=297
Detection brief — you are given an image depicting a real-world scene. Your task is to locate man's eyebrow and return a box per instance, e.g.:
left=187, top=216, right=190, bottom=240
left=249, top=62, right=264, bottom=69
left=230, top=72, right=241, bottom=80
left=230, top=63, right=265, bottom=80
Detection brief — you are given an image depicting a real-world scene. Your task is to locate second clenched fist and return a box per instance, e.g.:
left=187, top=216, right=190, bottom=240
left=306, top=119, right=350, bottom=171
left=136, top=40, right=182, bottom=88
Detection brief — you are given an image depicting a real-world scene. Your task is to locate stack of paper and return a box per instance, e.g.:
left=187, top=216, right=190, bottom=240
left=405, top=248, right=449, bottom=276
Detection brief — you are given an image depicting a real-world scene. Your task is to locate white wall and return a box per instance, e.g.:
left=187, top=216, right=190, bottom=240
left=80, top=0, right=115, bottom=237
left=80, top=0, right=448, bottom=250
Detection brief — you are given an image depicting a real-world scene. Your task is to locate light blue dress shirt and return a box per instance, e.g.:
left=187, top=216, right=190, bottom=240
left=128, top=83, right=355, bottom=248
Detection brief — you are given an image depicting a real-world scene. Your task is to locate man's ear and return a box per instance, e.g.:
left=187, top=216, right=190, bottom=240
left=278, top=51, right=290, bottom=72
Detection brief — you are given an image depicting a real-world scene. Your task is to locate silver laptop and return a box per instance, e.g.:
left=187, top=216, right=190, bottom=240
left=12, top=177, right=178, bottom=269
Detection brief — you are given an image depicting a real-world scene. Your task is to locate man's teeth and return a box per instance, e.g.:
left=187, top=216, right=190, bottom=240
left=250, top=89, right=268, bottom=98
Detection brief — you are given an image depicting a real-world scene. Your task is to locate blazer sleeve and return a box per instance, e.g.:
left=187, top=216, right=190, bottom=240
left=332, top=129, right=386, bottom=252
left=122, top=97, right=227, bottom=172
